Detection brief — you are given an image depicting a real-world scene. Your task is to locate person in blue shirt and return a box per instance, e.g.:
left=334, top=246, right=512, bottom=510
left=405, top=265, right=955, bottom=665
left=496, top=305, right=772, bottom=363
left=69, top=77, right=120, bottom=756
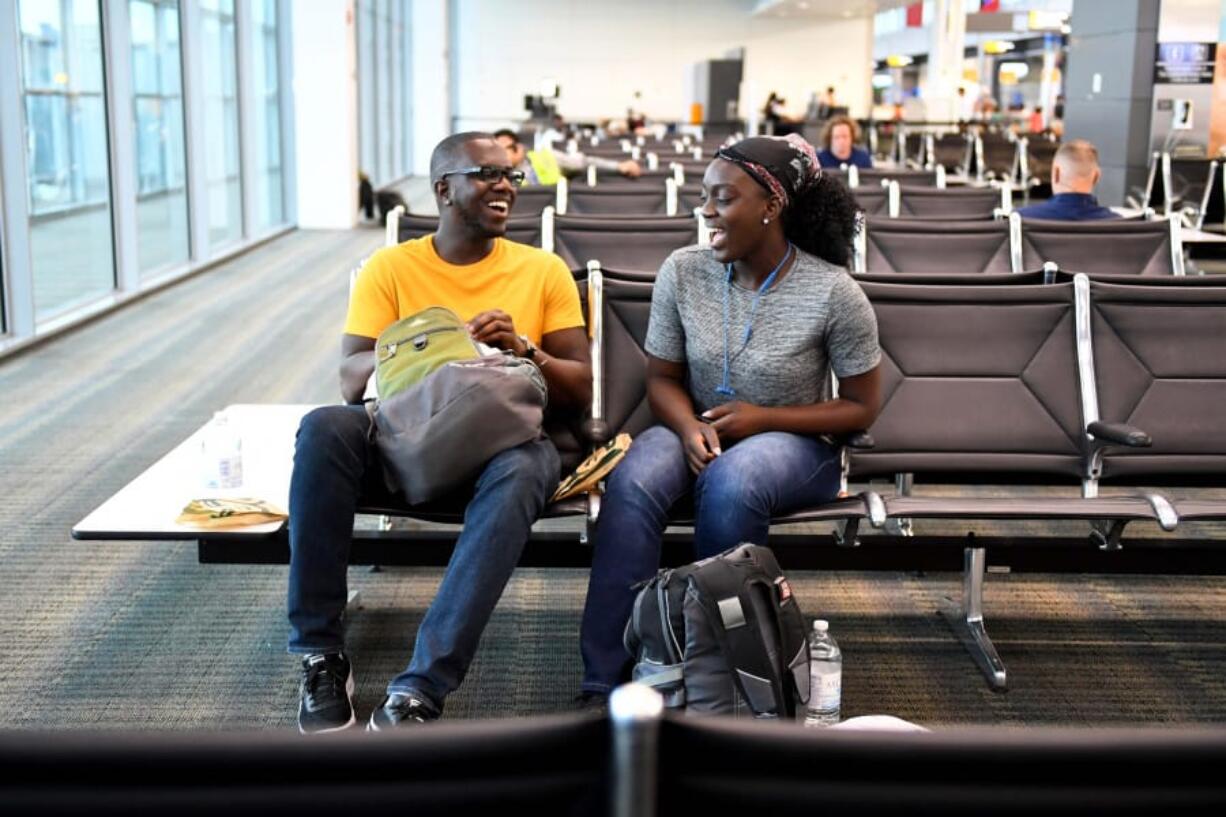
left=1016, top=140, right=1118, bottom=221
left=816, top=115, right=873, bottom=169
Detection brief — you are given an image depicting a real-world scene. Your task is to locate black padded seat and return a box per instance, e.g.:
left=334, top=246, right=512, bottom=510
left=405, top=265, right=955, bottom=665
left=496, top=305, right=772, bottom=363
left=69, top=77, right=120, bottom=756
left=677, top=182, right=703, bottom=212
left=862, top=217, right=1013, bottom=273
left=851, top=187, right=889, bottom=217
left=855, top=271, right=1046, bottom=286
left=895, top=186, right=1001, bottom=219
left=592, top=168, right=674, bottom=182
left=565, top=183, right=670, bottom=216
left=852, top=279, right=1085, bottom=480
left=511, top=185, right=558, bottom=217
left=980, top=134, right=1017, bottom=177
left=934, top=133, right=970, bottom=172
left=858, top=167, right=939, bottom=187
left=1019, top=218, right=1175, bottom=276
left=553, top=215, right=696, bottom=271
left=1089, top=279, right=1226, bottom=483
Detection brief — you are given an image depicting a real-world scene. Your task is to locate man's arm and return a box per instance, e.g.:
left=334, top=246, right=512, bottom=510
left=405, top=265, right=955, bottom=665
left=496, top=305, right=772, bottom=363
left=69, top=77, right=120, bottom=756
left=340, top=334, right=376, bottom=405
left=537, top=326, right=592, bottom=410
left=466, top=312, right=591, bottom=410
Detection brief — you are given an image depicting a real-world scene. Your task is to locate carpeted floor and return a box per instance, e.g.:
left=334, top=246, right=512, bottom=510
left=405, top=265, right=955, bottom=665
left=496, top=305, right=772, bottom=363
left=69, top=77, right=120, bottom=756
left=1, top=218, right=1225, bottom=732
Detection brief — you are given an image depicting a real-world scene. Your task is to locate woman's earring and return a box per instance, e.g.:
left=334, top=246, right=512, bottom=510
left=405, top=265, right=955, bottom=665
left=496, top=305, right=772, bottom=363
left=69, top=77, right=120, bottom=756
left=762, top=218, right=770, bottom=224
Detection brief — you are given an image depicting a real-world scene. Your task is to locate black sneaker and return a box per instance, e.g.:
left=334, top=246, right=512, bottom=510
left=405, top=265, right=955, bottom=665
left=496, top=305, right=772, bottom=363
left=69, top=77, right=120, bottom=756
left=297, top=653, right=356, bottom=734
left=367, top=692, right=440, bottom=730
left=574, top=691, right=609, bottom=717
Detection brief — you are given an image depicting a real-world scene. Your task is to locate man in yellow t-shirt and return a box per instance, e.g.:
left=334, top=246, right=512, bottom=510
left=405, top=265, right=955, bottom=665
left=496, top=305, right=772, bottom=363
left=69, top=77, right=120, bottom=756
left=288, top=132, right=591, bottom=734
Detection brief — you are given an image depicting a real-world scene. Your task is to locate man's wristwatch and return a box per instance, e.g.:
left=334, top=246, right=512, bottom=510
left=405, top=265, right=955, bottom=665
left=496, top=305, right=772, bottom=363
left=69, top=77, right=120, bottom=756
left=518, top=334, right=537, bottom=360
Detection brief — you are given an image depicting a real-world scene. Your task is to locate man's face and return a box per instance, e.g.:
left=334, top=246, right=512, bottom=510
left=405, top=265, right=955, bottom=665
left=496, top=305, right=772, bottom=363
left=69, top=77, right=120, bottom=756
left=495, top=134, right=526, bottom=166
left=439, top=139, right=518, bottom=236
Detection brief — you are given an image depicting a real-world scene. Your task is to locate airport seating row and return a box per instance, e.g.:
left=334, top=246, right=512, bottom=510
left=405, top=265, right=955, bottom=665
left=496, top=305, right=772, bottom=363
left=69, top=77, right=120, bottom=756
left=7, top=700, right=1225, bottom=815
left=388, top=207, right=1183, bottom=278
left=857, top=213, right=1183, bottom=275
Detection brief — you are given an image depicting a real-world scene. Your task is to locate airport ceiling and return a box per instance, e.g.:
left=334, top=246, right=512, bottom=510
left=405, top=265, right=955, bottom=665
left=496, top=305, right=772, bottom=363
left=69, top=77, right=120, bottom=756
left=751, top=0, right=923, bottom=20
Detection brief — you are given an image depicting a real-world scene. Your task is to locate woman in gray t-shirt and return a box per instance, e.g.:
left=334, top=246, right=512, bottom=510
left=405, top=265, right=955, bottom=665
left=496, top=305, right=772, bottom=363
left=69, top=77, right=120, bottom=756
left=578, top=135, right=883, bottom=703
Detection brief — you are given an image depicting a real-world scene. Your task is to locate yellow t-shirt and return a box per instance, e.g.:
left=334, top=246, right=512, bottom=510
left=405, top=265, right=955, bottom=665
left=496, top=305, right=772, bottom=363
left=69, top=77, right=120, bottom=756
left=346, top=236, right=584, bottom=344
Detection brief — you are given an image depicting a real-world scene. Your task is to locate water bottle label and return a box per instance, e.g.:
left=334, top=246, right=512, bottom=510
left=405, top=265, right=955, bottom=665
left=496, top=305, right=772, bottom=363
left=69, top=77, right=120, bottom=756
left=812, top=669, right=841, bottom=710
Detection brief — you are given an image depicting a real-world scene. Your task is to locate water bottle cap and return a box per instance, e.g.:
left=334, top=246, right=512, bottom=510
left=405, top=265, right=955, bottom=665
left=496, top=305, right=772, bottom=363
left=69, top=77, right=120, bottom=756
left=813, top=619, right=828, bottom=633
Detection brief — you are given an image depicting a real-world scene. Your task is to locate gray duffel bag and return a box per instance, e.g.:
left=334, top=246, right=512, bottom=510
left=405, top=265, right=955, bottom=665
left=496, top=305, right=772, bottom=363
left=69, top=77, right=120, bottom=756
left=368, top=353, right=548, bottom=504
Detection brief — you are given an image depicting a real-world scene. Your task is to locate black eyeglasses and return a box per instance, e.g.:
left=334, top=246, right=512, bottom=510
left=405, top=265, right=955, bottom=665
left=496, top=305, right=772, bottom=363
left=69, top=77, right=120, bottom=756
left=438, top=165, right=526, bottom=185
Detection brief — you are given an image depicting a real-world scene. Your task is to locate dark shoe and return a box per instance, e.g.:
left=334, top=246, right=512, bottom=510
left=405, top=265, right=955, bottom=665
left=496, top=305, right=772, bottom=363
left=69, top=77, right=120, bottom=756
left=367, top=692, right=440, bottom=731
left=297, top=653, right=356, bottom=734
left=574, top=691, right=609, bottom=717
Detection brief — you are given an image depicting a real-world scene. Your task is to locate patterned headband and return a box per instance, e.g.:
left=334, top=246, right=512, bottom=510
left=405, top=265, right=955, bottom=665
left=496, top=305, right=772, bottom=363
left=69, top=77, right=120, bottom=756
left=715, top=133, right=822, bottom=208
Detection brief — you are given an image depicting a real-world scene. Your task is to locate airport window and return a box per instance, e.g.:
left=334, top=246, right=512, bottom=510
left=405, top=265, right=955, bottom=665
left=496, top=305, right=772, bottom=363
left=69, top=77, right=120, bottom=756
left=199, top=0, right=241, bottom=248
left=129, top=0, right=190, bottom=275
left=19, top=0, right=117, bottom=320
left=249, top=0, right=284, bottom=231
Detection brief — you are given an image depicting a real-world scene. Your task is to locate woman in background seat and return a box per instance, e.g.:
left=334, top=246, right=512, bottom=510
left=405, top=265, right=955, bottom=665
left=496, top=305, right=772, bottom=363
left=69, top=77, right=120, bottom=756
left=576, top=134, right=883, bottom=707
left=817, top=115, right=873, bottom=169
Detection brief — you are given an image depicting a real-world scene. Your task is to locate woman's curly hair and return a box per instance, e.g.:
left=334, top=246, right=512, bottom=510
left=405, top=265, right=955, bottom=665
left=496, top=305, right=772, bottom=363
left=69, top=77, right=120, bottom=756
left=782, top=173, right=861, bottom=268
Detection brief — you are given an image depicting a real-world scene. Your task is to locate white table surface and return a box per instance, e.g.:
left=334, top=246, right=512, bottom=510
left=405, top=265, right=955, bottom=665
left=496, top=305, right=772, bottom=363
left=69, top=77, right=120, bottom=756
left=73, top=404, right=317, bottom=540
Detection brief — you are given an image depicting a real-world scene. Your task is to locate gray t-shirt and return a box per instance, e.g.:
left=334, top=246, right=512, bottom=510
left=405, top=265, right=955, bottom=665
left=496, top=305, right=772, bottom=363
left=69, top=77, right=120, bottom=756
left=645, top=245, right=881, bottom=413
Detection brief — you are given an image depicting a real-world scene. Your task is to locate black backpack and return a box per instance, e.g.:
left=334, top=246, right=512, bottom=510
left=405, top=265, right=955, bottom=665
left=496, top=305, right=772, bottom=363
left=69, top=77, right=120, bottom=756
left=624, top=543, right=811, bottom=718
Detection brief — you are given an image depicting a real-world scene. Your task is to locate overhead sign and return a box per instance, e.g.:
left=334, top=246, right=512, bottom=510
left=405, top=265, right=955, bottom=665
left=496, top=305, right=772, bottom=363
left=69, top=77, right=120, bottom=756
left=1154, top=42, right=1216, bottom=85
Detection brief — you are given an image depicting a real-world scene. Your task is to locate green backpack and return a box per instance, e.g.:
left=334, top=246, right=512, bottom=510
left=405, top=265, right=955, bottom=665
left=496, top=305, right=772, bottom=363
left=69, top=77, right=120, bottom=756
left=375, top=307, right=479, bottom=399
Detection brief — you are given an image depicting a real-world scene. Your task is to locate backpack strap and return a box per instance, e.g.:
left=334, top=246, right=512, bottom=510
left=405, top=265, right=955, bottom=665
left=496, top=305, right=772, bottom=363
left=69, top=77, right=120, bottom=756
left=685, top=547, right=789, bottom=717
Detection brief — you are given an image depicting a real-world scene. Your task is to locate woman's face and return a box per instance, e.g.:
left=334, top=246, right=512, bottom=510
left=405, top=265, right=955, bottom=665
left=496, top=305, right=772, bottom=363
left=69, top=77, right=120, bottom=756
left=830, top=124, right=853, bottom=160
left=699, top=158, right=778, bottom=264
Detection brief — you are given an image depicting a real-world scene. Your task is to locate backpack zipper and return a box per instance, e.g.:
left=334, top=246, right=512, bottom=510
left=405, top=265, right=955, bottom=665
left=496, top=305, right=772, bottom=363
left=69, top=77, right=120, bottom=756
left=378, top=325, right=468, bottom=362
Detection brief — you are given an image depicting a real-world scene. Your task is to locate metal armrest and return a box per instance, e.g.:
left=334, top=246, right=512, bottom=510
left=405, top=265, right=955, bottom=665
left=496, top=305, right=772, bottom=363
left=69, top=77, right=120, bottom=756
left=583, top=418, right=612, bottom=447
left=1087, top=421, right=1151, bottom=448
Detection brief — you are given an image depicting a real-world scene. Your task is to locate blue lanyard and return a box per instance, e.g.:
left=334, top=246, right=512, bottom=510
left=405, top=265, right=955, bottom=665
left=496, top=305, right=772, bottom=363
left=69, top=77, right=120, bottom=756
left=717, top=243, right=794, bottom=397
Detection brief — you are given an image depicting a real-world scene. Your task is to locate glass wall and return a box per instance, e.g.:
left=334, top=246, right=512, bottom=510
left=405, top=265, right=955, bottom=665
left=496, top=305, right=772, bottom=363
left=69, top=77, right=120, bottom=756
left=249, top=0, right=283, bottom=231
left=19, top=0, right=116, bottom=320
left=357, top=0, right=413, bottom=188
left=130, top=0, right=189, bottom=275
left=199, top=0, right=240, bottom=248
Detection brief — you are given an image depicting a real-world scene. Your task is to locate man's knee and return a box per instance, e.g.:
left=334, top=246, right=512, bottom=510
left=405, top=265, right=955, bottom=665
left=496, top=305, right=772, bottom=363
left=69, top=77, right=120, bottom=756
left=297, top=405, right=367, bottom=451
left=480, top=437, right=560, bottom=500
left=697, top=458, right=765, bottom=511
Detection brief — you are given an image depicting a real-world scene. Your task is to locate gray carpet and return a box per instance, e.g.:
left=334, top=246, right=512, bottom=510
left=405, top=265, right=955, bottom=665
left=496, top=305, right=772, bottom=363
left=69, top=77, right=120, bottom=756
left=2, top=223, right=1225, bottom=732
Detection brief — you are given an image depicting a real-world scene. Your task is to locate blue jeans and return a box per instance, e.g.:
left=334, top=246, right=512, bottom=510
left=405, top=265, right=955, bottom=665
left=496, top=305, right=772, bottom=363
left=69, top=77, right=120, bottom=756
left=579, top=424, right=841, bottom=694
left=287, top=404, right=560, bottom=711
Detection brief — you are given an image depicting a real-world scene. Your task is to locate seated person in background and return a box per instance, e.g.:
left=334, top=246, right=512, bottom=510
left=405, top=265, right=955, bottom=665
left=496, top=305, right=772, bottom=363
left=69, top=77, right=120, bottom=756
left=816, top=115, right=873, bottom=169
left=576, top=134, right=882, bottom=708
left=1016, top=139, right=1117, bottom=221
left=288, top=131, right=591, bottom=734
left=1028, top=106, right=1044, bottom=133
left=494, top=128, right=641, bottom=184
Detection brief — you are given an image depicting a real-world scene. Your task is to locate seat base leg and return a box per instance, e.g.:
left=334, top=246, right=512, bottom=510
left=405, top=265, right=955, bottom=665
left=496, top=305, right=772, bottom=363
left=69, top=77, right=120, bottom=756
left=939, top=545, right=1008, bottom=692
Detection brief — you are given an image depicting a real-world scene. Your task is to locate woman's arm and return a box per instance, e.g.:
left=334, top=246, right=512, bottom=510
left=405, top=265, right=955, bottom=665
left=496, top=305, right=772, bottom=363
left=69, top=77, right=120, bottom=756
left=647, top=355, right=723, bottom=474
left=703, top=365, right=882, bottom=443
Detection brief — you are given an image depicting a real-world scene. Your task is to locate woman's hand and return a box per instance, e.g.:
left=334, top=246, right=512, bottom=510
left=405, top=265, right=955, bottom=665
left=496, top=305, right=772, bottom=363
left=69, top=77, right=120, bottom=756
left=703, top=401, right=768, bottom=443
left=683, top=421, right=722, bottom=474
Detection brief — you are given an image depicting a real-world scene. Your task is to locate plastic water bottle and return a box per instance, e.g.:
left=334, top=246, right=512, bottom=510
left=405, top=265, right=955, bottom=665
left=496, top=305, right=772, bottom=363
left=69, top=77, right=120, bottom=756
left=201, top=411, right=243, bottom=491
left=804, top=619, right=842, bottom=727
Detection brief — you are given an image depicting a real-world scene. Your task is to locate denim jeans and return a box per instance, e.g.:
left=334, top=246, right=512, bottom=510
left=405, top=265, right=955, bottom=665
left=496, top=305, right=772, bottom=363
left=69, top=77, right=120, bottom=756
left=578, top=424, right=841, bottom=694
left=287, top=404, right=560, bottom=710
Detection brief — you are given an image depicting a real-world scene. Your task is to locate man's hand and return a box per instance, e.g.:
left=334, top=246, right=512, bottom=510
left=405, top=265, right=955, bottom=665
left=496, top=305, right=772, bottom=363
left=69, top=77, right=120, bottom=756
left=684, top=421, right=722, bottom=474
left=704, top=401, right=767, bottom=443
left=468, top=309, right=527, bottom=356
left=617, top=160, right=643, bottom=178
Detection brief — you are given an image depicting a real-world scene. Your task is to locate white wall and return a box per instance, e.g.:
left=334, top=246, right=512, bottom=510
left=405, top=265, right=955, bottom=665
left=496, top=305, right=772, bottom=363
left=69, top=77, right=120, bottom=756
left=450, top=0, right=873, bottom=130
left=291, top=0, right=358, bottom=229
